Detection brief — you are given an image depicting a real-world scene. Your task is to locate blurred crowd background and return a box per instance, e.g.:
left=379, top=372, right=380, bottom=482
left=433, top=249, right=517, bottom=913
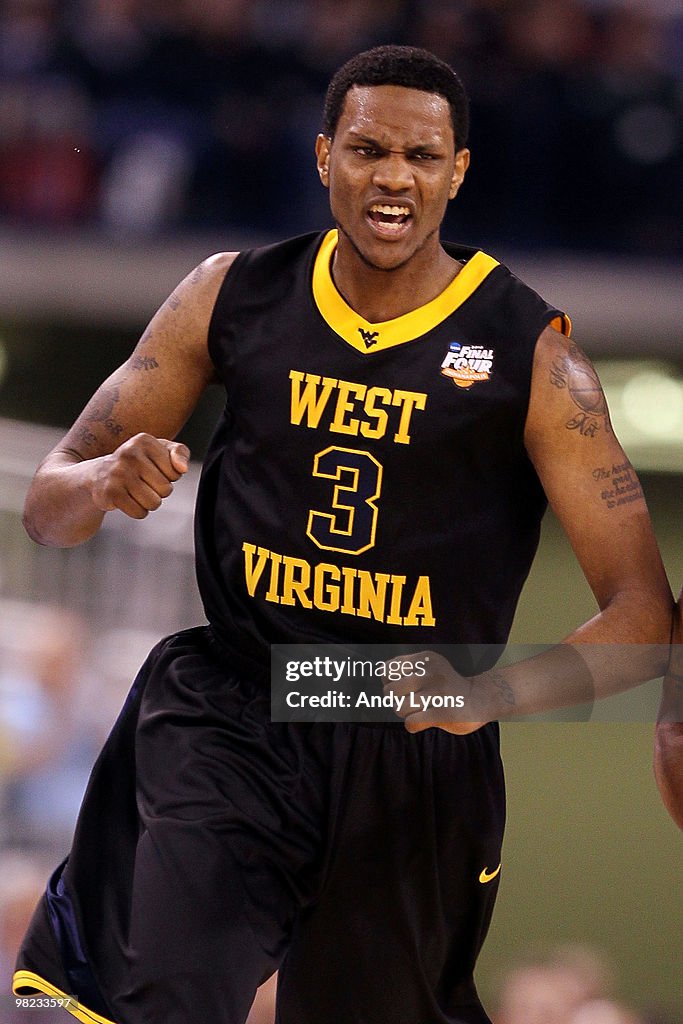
left=0, top=0, right=681, bottom=1021
left=1, top=0, right=682, bottom=252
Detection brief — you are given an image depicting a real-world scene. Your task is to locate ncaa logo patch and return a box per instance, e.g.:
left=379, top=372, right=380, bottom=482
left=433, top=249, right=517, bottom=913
left=440, top=342, right=494, bottom=389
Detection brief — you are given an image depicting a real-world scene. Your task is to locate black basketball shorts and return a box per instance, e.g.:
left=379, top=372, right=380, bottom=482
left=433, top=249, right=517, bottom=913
left=14, top=625, right=505, bottom=1024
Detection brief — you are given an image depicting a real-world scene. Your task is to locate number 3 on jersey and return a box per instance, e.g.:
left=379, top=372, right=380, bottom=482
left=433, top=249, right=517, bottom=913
left=307, top=446, right=383, bottom=555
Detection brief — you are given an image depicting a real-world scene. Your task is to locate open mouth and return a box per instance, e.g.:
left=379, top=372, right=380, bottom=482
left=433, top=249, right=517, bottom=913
left=367, top=203, right=413, bottom=235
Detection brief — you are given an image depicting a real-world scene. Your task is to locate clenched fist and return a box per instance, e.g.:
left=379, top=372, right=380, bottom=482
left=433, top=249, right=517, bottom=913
left=89, top=434, right=190, bottom=519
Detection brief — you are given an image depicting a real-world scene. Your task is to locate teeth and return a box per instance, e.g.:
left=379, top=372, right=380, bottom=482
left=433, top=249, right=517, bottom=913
left=370, top=204, right=411, bottom=216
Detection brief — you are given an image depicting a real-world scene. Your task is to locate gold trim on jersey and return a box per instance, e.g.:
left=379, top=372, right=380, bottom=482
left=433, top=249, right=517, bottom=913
left=312, top=229, right=500, bottom=353
left=550, top=312, right=572, bottom=337
left=12, top=970, right=116, bottom=1024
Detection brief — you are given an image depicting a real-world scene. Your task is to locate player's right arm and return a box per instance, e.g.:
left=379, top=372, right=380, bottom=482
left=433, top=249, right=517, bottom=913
left=23, top=252, right=238, bottom=548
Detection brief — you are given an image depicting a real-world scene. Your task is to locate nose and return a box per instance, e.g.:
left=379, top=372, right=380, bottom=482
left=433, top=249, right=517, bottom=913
left=372, top=151, right=414, bottom=192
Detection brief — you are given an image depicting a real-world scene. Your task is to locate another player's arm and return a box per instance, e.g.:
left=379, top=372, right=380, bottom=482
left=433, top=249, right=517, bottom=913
left=23, top=253, right=238, bottom=548
left=654, top=588, right=683, bottom=828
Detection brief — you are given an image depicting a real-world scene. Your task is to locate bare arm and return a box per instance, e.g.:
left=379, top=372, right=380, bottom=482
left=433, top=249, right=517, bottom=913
left=501, top=325, right=673, bottom=707
left=23, top=252, right=238, bottom=547
left=524, top=327, right=672, bottom=649
left=394, top=326, right=673, bottom=731
left=654, top=589, right=683, bottom=828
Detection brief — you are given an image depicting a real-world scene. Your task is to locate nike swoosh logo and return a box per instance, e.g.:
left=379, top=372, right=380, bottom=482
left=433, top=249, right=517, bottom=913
left=479, top=863, right=502, bottom=884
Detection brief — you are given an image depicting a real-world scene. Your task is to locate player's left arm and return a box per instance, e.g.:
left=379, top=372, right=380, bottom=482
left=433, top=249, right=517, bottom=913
left=394, top=326, right=673, bottom=733
left=654, top=587, right=683, bottom=828
left=523, top=325, right=673, bottom=694
left=525, top=325, right=672, bottom=648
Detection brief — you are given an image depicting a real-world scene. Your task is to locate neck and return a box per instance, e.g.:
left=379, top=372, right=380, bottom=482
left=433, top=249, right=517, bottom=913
left=331, top=232, right=462, bottom=323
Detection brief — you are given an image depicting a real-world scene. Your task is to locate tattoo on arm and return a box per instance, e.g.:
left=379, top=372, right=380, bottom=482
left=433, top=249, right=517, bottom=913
left=75, top=426, right=98, bottom=449
left=566, top=344, right=607, bottom=415
left=592, top=461, right=644, bottom=511
left=489, top=671, right=516, bottom=707
left=85, top=385, right=125, bottom=439
left=191, top=263, right=206, bottom=284
left=131, top=355, right=159, bottom=371
left=168, top=291, right=182, bottom=311
left=567, top=412, right=599, bottom=437
left=549, top=344, right=610, bottom=438
left=550, top=357, right=568, bottom=389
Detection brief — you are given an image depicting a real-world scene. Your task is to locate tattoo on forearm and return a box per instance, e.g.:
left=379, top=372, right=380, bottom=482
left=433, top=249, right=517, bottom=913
left=76, top=426, right=97, bottom=448
left=168, top=291, right=182, bottom=311
left=549, top=345, right=609, bottom=438
left=86, top=386, right=119, bottom=423
left=85, top=385, right=125, bottom=439
left=593, top=461, right=643, bottom=510
left=131, top=355, right=159, bottom=371
left=191, top=263, right=206, bottom=283
left=489, top=671, right=516, bottom=707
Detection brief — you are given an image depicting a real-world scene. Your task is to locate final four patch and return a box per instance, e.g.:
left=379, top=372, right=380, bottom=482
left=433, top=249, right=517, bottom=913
left=440, top=342, right=494, bottom=389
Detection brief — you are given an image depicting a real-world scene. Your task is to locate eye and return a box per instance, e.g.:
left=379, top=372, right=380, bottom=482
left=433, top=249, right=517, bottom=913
left=412, top=151, right=438, bottom=161
left=352, top=145, right=379, bottom=157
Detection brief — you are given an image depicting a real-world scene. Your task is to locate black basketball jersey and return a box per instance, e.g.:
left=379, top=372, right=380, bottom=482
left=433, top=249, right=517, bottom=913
left=195, top=230, right=569, bottom=677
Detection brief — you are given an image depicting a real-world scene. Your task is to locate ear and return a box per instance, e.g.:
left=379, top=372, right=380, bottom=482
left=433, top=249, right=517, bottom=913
left=449, top=148, right=470, bottom=200
left=316, top=134, right=331, bottom=188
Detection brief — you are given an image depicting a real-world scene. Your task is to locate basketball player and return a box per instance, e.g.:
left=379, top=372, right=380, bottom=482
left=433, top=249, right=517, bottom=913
left=13, top=46, right=673, bottom=1024
left=655, top=587, right=683, bottom=828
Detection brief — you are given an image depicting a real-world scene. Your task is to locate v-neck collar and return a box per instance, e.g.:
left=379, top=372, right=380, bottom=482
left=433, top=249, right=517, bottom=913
left=312, top=229, right=499, bottom=354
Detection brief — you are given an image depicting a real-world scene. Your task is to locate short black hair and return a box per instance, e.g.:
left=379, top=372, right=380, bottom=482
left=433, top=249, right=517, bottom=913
left=323, top=45, right=469, bottom=150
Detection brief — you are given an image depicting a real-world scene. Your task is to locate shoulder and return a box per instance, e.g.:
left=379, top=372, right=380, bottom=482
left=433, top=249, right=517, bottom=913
left=528, top=326, right=607, bottom=431
left=132, top=251, right=242, bottom=371
left=210, top=231, right=327, bottom=314
left=532, top=327, right=597, bottom=389
left=156, top=251, right=240, bottom=327
left=224, top=231, right=327, bottom=281
left=493, top=263, right=572, bottom=339
left=444, top=241, right=571, bottom=339
left=189, top=251, right=240, bottom=293
left=203, top=251, right=240, bottom=275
